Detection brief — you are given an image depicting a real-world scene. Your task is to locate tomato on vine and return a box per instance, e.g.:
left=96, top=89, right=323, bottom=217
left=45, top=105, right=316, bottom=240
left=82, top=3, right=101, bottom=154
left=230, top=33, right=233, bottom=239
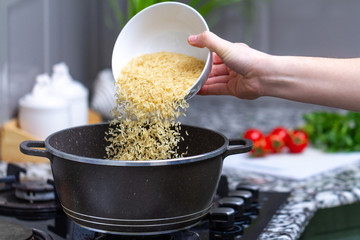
left=244, top=128, right=264, bottom=142
left=287, top=130, right=309, bottom=153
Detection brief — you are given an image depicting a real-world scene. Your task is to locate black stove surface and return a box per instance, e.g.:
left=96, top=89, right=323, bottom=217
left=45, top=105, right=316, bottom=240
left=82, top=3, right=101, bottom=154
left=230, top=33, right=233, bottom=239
left=73, top=191, right=289, bottom=240
left=0, top=165, right=290, bottom=240
left=0, top=191, right=289, bottom=240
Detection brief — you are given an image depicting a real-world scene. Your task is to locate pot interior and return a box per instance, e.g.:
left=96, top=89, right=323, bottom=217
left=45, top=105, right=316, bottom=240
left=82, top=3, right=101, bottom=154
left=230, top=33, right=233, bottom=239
left=47, top=123, right=226, bottom=160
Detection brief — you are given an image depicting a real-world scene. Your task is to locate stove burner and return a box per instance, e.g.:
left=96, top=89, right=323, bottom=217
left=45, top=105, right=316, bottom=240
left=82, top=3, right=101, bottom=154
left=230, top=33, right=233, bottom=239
left=0, top=219, right=32, bottom=240
left=0, top=164, right=61, bottom=220
left=0, top=190, right=60, bottom=220
left=0, top=166, right=291, bottom=240
left=13, top=180, right=55, bottom=203
left=33, top=229, right=55, bottom=240
left=0, top=219, right=54, bottom=240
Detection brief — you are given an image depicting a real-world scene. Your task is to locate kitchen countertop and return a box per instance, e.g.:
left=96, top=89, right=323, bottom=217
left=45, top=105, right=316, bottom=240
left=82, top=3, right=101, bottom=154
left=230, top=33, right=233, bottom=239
left=223, top=161, right=360, bottom=240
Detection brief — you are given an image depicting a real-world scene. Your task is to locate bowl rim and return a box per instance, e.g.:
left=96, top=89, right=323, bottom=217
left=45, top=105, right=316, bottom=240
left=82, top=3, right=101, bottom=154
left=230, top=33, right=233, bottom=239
left=111, top=1, right=212, bottom=94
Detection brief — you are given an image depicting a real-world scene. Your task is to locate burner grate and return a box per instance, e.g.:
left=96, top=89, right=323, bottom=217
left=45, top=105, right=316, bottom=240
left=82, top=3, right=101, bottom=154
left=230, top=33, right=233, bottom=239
left=13, top=180, right=55, bottom=203
left=0, top=164, right=61, bottom=220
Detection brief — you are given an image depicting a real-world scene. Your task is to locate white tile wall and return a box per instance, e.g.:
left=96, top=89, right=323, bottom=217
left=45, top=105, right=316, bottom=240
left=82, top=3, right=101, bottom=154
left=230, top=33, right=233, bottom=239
left=0, top=0, right=98, bottom=126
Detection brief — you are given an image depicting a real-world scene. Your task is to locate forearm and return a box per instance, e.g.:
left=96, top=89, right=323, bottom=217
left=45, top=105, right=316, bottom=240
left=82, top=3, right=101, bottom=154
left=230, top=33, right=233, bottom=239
left=261, top=56, right=360, bottom=112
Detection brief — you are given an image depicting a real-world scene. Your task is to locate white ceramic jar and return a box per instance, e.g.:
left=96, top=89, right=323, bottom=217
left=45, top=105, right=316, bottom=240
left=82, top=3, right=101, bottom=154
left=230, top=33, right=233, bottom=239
left=18, top=74, right=70, bottom=140
left=51, top=63, right=89, bottom=127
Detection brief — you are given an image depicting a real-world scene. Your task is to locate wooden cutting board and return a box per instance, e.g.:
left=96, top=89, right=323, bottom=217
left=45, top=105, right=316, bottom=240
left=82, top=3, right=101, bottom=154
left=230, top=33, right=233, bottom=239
left=0, top=110, right=102, bottom=163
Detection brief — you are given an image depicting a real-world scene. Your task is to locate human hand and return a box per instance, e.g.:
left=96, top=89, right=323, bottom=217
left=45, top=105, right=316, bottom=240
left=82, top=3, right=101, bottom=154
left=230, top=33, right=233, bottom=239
left=189, top=32, right=360, bottom=112
left=188, top=31, right=270, bottom=99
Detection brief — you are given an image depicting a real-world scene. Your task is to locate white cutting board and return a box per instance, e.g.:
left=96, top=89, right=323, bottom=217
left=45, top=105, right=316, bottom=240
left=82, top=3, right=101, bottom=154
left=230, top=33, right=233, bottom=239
left=223, top=147, right=360, bottom=180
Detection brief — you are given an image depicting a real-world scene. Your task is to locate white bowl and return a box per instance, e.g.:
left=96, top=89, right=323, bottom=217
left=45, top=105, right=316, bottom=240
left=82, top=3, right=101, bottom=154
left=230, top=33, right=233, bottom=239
left=111, top=2, right=213, bottom=100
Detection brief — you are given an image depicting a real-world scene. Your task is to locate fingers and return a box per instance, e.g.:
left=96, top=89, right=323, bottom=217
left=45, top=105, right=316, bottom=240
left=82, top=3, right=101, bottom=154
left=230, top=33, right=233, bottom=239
left=188, top=31, right=232, bottom=54
left=209, top=64, right=229, bottom=77
left=198, top=75, right=230, bottom=96
left=205, top=75, right=230, bottom=84
left=213, top=53, right=223, bottom=64
left=198, top=82, right=230, bottom=96
left=209, top=53, right=228, bottom=77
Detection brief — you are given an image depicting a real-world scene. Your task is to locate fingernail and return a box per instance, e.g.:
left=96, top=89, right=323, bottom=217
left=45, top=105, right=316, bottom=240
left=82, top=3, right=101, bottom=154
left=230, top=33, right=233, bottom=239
left=188, top=35, right=197, bottom=43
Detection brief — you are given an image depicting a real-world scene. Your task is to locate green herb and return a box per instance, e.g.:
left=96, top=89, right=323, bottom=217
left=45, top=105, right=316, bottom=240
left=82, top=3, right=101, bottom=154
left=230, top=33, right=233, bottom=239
left=302, top=111, right=360, bottom=152
left=107, top=0, right=254, bottom=29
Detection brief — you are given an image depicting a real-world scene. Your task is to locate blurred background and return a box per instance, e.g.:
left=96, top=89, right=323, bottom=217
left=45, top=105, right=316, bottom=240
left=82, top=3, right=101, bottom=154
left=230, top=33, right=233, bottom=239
left=1, top=0, right=360, bottom=141
left=2, top=2, right=360, bottom=238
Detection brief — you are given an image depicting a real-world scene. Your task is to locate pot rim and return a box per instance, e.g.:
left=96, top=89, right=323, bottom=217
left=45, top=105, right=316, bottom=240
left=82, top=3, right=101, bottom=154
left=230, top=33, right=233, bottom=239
left=44, top=123, right=229, bottom=166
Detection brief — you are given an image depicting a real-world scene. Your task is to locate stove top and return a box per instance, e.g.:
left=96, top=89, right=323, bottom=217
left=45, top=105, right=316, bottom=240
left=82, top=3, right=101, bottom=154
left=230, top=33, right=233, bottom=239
left=0, top=164, right=290, bottom=240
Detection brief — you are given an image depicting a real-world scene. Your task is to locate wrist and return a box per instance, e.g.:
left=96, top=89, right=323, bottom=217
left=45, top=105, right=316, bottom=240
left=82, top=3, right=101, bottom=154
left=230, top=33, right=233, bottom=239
left=257, top=55, right=285, bottom=98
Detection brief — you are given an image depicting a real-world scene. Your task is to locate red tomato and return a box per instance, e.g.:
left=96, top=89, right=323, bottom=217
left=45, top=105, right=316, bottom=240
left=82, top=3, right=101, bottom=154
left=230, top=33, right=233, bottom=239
left=266, top=133, right=285, bottom=153
left=270, top=126, right=290, bottom=144
left=287, top=130, right=309, bottom=153
left=244, top=128, right=264, bottom=142
left=250, top=138, right=270, bottom=157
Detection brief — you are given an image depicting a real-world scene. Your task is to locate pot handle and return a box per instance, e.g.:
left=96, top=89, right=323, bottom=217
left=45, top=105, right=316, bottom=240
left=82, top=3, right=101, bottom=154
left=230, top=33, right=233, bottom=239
left=223, top=138, right=253, bottom=159
left=20, top=141, right=52, bottom=161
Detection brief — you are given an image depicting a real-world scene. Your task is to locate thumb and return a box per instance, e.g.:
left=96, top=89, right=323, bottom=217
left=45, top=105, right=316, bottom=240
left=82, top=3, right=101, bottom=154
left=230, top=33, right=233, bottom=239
left=188, top=31, right=232, bottom=54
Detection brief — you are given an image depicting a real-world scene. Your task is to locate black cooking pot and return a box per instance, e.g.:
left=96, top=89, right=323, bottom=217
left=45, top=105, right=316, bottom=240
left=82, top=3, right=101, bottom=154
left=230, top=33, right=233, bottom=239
left=20, top=123, right=252, bottom=235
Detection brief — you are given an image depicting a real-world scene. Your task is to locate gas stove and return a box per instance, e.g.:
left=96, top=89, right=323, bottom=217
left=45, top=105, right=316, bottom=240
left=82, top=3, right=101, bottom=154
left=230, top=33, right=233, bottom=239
left=0, top=164, right=289, bottom=240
